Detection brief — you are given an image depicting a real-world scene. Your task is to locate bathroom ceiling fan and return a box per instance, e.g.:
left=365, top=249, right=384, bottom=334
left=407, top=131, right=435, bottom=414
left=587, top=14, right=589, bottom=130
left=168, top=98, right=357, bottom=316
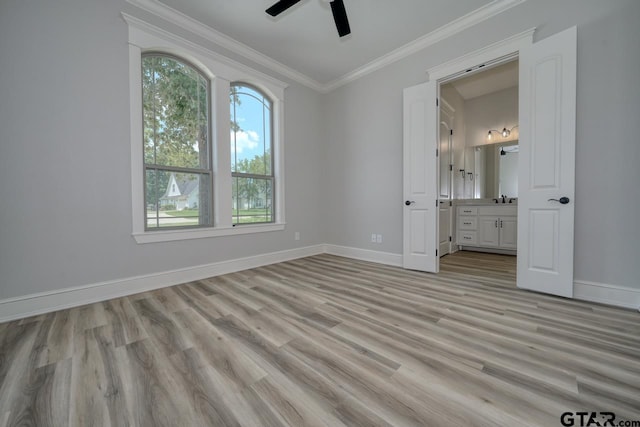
left=266, top=0, right=351, bottom=37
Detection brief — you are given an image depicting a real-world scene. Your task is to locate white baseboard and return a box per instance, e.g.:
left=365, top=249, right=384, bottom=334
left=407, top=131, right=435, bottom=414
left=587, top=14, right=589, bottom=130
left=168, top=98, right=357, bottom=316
left=3, top=244, right=637, bottom=322
left=323, top=244, right=403, bottom=267
left=0, top=245, right=324, bottom=323
left=573, top=280, right=640, bottom=311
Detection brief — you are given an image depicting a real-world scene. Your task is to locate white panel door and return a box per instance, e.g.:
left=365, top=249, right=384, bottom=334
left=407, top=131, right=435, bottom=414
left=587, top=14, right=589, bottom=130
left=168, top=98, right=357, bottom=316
left=517, top=26, right=577, bottom=297
left=439, top=204, right=451, bottom=256
left=403, top=82, right=438, bottom=272
left=438, top=101, right=454, bottom=257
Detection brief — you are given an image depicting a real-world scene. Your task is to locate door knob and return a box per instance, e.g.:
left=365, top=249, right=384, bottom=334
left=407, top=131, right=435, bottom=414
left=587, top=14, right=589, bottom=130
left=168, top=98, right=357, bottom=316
left=405, top=200, right=415, bottom=206
left=548, top=197, right=570, bottom=204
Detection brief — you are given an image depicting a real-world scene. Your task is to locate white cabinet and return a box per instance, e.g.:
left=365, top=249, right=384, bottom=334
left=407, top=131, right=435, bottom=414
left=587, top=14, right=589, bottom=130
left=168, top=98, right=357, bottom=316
left=478, top=216, right=500, bottom=247
left=457, top=205, right=517, bottom=252
left=499, top=216, right=517, bottom=249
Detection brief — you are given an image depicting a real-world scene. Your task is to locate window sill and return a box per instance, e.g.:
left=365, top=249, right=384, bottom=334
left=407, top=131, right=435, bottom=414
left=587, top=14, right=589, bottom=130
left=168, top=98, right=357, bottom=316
left=133, top=223, right=285, bottom=244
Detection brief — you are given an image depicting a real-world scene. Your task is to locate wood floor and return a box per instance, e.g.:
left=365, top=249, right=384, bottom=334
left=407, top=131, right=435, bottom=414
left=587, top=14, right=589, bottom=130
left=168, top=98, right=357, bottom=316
left=1, top=253, right=639, bottom=426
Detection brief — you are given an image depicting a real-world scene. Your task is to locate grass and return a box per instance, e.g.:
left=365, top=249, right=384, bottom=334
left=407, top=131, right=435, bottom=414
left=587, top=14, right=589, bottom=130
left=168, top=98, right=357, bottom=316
left=164, top=209, right=199, bottom=217
left=164, top=208, right=271, bottom=217
left=158, top=208, right=272, bottom=225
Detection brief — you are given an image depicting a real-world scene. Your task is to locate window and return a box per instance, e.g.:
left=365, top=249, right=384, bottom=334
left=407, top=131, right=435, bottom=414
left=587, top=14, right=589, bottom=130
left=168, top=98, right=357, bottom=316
left=142, top=54, right=212, bottom=229
left=126, top=18, right=287, bottom=243
left=230, top=84, right=274, bottom=224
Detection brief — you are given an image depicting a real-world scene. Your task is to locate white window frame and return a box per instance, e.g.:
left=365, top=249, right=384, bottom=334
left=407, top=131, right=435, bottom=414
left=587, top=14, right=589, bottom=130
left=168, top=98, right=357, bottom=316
left=124, top=14, right=287, bottom=244
left=230, top=82, right=276, bottom=225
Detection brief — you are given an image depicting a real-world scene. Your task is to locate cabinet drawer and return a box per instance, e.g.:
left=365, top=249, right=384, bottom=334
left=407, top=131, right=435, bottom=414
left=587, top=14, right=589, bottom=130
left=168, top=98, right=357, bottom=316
left=477, top=206, right=517, bottom=216
left=458, top=206, right=477, bottom=216
left=458, top=231, right=477, bottom=245
left=458, top=217, right=477, bottom=230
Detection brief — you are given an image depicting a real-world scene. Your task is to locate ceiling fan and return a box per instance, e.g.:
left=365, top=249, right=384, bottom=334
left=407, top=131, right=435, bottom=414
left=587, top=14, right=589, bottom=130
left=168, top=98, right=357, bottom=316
left=266, top=0, right=351, bottom=37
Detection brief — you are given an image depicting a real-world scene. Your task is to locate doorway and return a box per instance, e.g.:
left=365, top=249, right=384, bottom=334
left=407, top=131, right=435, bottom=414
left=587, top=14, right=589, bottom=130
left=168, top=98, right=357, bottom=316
left=402, top=26, right=577, bottom=298
left=437, top=59, right=519, bottom=287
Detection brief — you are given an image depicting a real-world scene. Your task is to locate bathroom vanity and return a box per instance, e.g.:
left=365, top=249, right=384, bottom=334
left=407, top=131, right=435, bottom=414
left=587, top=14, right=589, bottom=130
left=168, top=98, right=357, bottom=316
left=457, top=203, right=517, bottom=254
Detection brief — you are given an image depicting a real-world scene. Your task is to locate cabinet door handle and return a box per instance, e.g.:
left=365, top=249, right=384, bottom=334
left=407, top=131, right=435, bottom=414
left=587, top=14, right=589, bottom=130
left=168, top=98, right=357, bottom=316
left=495, top=220, right=498, bottom=228
left=500, top=220, right=503, bottom=228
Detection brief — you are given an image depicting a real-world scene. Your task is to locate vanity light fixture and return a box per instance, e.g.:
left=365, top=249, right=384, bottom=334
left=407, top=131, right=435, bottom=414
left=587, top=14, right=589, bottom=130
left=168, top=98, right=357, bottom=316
left=487, top=125, right=519, bottom=140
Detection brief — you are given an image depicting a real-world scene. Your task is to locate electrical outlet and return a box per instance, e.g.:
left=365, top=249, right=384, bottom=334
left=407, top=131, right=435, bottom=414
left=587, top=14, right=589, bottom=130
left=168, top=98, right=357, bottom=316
left=376, top=234, right=383, bottom=243
left=371, top=233, right=377, bottom=243
left=294, top=231, right=300, bottom=241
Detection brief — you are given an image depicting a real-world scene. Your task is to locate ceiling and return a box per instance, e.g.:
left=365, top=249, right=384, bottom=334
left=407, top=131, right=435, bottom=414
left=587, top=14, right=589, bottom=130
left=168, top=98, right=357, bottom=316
left=449, top=59, right=519, bottom=100
left=147, top=0, right=526, bottom=90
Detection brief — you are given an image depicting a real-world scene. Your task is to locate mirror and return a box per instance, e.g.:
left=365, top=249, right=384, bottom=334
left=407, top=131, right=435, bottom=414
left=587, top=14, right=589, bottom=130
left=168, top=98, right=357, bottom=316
left=463, top=140, right=518, bottom=199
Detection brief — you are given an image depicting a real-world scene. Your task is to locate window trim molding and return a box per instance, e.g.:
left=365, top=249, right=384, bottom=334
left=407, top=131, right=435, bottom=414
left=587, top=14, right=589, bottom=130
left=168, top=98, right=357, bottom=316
left=124, top=13, right=287, bottom=244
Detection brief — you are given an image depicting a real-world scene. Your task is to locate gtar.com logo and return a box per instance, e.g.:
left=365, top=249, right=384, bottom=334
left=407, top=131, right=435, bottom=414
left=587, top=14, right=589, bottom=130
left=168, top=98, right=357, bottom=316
left=560, top=412, right=640, bottom=427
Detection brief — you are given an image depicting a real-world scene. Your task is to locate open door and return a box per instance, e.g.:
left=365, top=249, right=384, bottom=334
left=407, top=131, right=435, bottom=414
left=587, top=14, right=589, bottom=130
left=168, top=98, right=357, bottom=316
left=517, top=26, right=577, bottom=297
left=403, top=82, right=438, bottom=272
left=439, top=100, right=455, bottom=257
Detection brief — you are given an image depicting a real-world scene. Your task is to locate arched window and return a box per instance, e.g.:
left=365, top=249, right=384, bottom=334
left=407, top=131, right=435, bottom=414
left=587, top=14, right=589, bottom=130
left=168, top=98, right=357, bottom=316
left=142, top=54, right=211, bottom=229
left=230, top=83, right=274, bottom=224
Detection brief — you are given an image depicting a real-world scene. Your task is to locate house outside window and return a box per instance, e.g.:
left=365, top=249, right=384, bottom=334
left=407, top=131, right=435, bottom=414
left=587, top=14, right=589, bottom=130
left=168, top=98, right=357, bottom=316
left=142, top=54, right=212, bottom=229
left=230, top=83, right=274, bottom=224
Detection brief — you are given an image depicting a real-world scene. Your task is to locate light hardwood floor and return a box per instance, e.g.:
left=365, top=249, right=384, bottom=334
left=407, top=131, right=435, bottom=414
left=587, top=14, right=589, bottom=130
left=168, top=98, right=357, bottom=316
left=1, top=253, right=639, bottom=426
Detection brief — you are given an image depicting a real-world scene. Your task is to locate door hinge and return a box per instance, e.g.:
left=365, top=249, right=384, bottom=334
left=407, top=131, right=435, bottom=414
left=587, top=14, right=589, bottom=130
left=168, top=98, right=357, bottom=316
left=449, top=236, right=452, bottom=242
left=436, top=148, right=439, bottom=157
left=449, top=164, right=453, bottom=171
left=436, top=200, right=438, bottom=207
left=449, top=201, right=452, bottom=207
left=436, top=249, right=438, bottom=256
left=436, top=98, right=439, bottom=107
left=450, top=129, right=453, bottom=135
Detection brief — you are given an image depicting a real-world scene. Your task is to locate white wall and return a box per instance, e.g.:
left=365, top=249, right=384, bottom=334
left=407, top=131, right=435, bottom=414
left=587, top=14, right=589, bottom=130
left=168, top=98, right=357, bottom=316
left=323, top=0, right=640, bottom=290
left=0, top=0, right=326, bottom=300
left=1, top=0, right=639, bottom=307
left=462, top=86, right=518, bottom=199
left=464, top=86, right=519, bottom=148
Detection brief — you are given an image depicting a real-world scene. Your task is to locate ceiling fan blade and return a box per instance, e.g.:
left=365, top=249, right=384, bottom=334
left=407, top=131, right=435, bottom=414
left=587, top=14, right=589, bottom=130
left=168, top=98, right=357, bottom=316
left=330, top=0, right=351, bottom=37
left=266, top=0, right=302, bottom=17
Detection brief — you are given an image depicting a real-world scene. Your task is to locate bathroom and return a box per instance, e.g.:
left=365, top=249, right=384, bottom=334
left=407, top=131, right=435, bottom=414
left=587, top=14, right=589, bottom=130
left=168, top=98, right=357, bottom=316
left=438, top=60, right=520, bottom=259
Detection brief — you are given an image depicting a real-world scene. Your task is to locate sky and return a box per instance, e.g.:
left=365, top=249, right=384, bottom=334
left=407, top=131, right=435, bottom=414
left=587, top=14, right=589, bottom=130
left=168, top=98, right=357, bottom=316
left=231, top=85, right=272, bottom=171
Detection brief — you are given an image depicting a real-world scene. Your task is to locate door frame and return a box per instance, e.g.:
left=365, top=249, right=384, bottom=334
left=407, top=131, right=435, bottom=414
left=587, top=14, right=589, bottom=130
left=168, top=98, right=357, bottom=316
left=423, top=29, right=536, bottom=270
left=403, top=29, right=535, bottom=272
left=424, top=26, right=576, bottom=297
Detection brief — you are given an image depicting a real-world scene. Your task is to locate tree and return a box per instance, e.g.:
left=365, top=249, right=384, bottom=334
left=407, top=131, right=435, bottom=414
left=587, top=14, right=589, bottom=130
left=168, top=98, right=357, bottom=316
left=143, top=56, right=209, bottom=215
left=232, top=152, right=272, bottom=212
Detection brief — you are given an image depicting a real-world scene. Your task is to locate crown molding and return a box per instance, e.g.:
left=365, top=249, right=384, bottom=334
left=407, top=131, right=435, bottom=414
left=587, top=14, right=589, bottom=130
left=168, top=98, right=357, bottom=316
left=322, top=0, right=527, bottom=92
left=122, top=12, right=289, bottom=92
left=125, top=0, right=325, bottom=92
left=125, top=0, right=526, bottom=94
left=426, top=27, right=535, bottom=82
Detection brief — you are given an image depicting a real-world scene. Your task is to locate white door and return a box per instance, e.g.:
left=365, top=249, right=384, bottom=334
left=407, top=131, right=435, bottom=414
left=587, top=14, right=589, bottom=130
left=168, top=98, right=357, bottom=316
left=517, top=26, right=577, bottom=297
left=439, top=103, right=454, bottom=256
left=403, top=82, right=438, bottom=272
left=439, top=203, right=451, bottom=256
